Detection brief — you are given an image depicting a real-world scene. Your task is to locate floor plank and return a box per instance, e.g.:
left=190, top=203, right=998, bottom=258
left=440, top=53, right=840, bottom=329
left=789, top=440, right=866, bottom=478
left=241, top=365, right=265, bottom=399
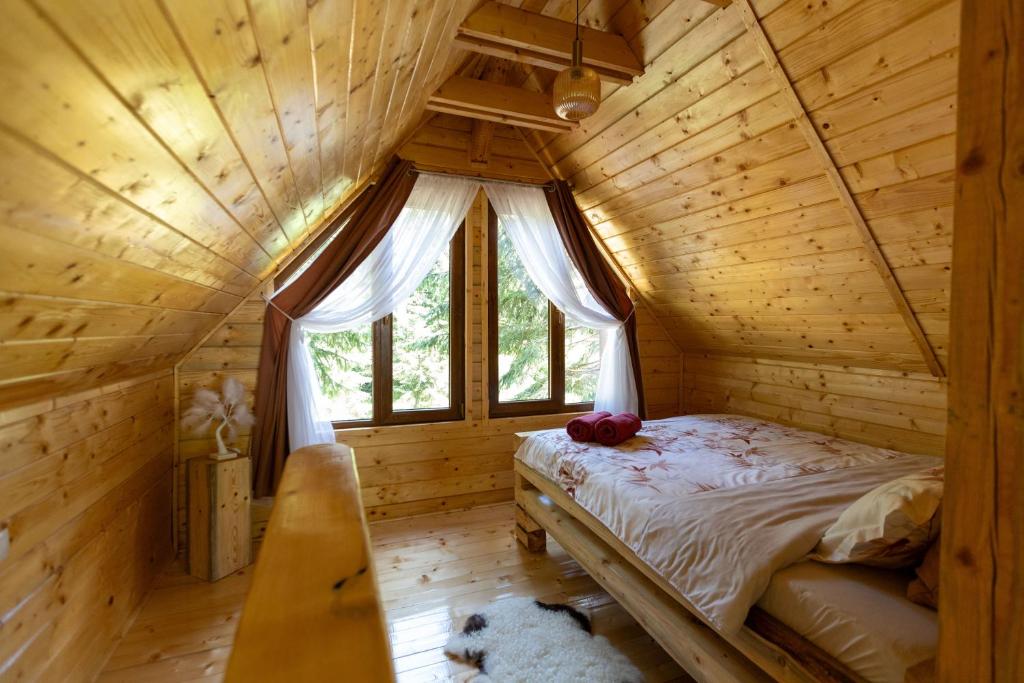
left=99, top=503, right=688, bottom=682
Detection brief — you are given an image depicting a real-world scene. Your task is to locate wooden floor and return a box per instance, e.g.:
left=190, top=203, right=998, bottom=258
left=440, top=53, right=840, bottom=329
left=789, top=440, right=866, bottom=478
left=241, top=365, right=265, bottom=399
left=98, top=503, right=687, bottom=682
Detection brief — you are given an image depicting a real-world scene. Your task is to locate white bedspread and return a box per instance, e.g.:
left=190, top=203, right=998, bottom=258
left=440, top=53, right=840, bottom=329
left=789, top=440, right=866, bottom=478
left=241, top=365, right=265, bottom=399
left=515, top=414, right=939, bottom=634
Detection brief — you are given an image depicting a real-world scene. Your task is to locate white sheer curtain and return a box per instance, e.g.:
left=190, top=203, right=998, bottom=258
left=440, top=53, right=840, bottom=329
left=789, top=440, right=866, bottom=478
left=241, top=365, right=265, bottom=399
left=286, top=174, right=480, bottom=450
left=484, top=183, right=638, bottom=415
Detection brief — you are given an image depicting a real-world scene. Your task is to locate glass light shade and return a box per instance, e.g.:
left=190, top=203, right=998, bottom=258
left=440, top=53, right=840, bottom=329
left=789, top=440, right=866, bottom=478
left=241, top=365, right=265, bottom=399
left=553, top=65, right=601, bottom=121
left=553, top=38, right=600, bottom=121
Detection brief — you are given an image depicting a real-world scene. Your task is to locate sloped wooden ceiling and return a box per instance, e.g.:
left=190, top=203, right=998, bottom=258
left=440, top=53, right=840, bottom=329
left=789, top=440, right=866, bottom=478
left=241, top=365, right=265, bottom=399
left=0, top=0, right=484, bottom=406
left=0, top=0, right=958, bottom=408
left=524, top=0, right=957, bottom=376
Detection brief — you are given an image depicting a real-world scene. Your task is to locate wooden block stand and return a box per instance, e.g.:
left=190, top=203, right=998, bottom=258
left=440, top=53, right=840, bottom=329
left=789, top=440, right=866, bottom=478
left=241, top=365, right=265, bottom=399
left=514, top=472, right=546, bottom=552
left=188, top=455, right=253, bottom=581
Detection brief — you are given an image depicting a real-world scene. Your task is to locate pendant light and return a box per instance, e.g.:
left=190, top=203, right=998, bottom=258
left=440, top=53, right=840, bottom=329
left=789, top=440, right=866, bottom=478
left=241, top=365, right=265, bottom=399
left=552, top=0, right=600, bottom=121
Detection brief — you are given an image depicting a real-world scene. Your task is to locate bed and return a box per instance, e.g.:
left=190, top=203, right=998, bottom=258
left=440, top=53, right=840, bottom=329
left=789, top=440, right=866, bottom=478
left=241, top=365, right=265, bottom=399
left=512, top=414, right=939, bottom=683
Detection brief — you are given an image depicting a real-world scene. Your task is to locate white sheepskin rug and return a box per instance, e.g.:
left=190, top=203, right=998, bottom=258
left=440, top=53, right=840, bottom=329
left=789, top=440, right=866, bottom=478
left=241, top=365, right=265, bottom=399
left=444, top=597, right=644, bottom=682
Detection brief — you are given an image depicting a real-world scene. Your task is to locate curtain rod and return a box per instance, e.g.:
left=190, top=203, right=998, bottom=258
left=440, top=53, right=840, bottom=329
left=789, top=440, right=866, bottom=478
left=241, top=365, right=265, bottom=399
left=409, top=167, right=556, bottom=192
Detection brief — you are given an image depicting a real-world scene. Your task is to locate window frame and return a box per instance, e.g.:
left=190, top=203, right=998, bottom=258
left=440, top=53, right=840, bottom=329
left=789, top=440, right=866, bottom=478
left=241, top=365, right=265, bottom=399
left=486, top=206, right=595, bottom=418
left=331, top=223, right=466, bottom=429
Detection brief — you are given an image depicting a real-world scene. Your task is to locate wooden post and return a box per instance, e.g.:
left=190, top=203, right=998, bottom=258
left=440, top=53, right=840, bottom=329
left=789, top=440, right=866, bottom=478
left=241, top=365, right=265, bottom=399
left=514, top=470, right=546, bottom=552
left=939, top=0, right=1023, bottom=680
left=188, top=455, right=252, bottom=581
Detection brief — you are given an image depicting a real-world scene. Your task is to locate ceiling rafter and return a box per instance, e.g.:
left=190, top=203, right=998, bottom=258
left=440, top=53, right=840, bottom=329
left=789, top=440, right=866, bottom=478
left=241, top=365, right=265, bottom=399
left=453, top=1, right=643, bottom=86
left=427, top=76, right=578, bottom=133
left=468, top=59, right=512, bottom=166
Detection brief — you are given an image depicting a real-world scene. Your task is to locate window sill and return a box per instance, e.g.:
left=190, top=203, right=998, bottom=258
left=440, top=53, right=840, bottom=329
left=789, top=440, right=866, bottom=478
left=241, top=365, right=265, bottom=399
left=331, top=410, right=592, bottom=436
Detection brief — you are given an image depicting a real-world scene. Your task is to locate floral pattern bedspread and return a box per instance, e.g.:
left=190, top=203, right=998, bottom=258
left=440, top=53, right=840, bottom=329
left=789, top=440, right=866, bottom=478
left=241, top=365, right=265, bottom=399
left=515, top=414, right=940, bottom=634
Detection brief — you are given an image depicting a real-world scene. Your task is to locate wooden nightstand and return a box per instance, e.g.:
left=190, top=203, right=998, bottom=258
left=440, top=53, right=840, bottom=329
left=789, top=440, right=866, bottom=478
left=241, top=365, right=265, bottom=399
left=188, top=455, right=252, bottom=581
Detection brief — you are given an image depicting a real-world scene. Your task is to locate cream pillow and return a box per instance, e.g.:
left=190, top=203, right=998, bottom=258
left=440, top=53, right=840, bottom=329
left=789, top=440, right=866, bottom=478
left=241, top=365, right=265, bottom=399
left=812, top=466, right=943, bottom=568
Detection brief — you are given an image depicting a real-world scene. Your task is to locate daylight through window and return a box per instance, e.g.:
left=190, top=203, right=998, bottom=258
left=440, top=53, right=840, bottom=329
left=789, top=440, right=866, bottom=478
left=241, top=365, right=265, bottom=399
left=307, top=225, right=465, bottom=426
left=488, top=206, right=600, bottom=417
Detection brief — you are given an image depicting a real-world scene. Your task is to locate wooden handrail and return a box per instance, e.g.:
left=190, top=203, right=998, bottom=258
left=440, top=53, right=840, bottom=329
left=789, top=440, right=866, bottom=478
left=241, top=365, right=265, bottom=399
left=225, top=444, right=393, bottom=682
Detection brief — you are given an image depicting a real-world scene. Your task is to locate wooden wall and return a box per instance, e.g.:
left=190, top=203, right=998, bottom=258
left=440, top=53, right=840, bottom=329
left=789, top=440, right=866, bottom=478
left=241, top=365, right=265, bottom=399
left=682, top=352, right=947, bottom=456
left=523, top=0, right=958, bottom=377
left=0, top=372, right=174, bottom=680
left=400, top=114, right=552, bottom=183
left=177, top=191, right=679, bottom=538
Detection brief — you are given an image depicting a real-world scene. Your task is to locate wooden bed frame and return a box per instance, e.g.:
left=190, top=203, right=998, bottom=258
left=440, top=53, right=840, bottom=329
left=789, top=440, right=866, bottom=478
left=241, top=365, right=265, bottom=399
left=512, top=432, right=870, bottom=683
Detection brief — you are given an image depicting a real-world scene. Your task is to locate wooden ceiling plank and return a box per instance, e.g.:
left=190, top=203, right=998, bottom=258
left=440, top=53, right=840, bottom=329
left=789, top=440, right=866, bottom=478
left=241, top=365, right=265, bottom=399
left=609, top=175, right=836, bottom=249
left=0, top=0, right=271, bottom=277
left=775, top=0, right=951, bottom=84
left=369, top=0, right=449, bottom=171
left=0, top=294, right=222, bottom=343
left=376, top=0, right=479, bottom=165
left=163, top=0, right=311, bottom=246
left=0, top=225, right=242, bottom=317
left=350, top=0, right=409, bottom=185
left=587, top=147, right=823, bottom=229
left=456, top=1, right=642, bottom=83
left=794, top=1, right=960, bottom=113
left=564, top=41, right=770, bottom=187
left=248, top=0, right=327, bottom=231
left=356, top=0, right=426, bottom=189
left=575, top=92, right=791, bottom=210
left=734, top=0, right=945, bottom=378
left=0, top=128, right=256, bottom=298
left=34, top=0, right=294, bottom=261
left=340, top=0, right=389, bottom=187
left=586, top=122, right=808, bottom=223
left=308, top=0, right=356, bottom=212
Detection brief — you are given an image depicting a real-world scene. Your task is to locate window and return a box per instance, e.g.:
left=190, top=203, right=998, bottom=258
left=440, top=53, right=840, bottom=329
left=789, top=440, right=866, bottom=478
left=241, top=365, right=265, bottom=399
left=308, top=224, right=466, bottom=427
left=488, top=207, right=600, bottom=417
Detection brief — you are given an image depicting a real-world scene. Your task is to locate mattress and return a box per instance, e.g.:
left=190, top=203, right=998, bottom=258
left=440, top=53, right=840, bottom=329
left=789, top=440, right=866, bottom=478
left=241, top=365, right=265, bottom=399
left=757, top=562, right=938, bottom=683
left=515, top=414, right=940, bottom=635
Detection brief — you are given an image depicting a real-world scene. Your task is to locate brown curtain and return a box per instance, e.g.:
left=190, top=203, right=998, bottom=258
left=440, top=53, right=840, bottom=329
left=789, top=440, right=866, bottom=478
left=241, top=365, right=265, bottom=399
left=250, top=157, right=417, bottom=496
left=546, top=180, right=647, bottom=418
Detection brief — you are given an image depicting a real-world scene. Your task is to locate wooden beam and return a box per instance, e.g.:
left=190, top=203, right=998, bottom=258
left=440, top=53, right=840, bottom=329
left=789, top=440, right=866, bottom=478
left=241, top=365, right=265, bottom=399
left=400, top=143, right=550, bottom=184
left=734, top=0, right=945, bottom=378
left=454, top=2, right=642, bottom=86
left=226, top=445, right=393, bottom=682
left=469, top=60, right=512, bottom=166
left=428, top=76, right=576, bottom=134
left=940, top=0, right=1023, bottom=680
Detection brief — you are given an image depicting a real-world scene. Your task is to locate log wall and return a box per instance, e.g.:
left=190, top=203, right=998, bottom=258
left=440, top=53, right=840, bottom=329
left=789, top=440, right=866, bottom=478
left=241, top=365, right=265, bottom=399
left=0, top=371, right=174, bottom=679
left=682, top=352, right=947, bottom=456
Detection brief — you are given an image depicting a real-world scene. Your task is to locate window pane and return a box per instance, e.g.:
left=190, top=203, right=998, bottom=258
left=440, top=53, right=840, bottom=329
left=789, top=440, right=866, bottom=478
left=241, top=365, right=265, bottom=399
left=565, top=320, right=599, bottom=404
left=496, top=223, right=550, bottom=402
left=308, top=326, right=373, bottom=421
left=392, top=244, right=452, bottom=411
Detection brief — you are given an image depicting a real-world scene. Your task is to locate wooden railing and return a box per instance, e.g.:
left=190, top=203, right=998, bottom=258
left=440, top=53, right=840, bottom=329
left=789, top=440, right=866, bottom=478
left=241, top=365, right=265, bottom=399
left=225, top=444, right=394, bottom=682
